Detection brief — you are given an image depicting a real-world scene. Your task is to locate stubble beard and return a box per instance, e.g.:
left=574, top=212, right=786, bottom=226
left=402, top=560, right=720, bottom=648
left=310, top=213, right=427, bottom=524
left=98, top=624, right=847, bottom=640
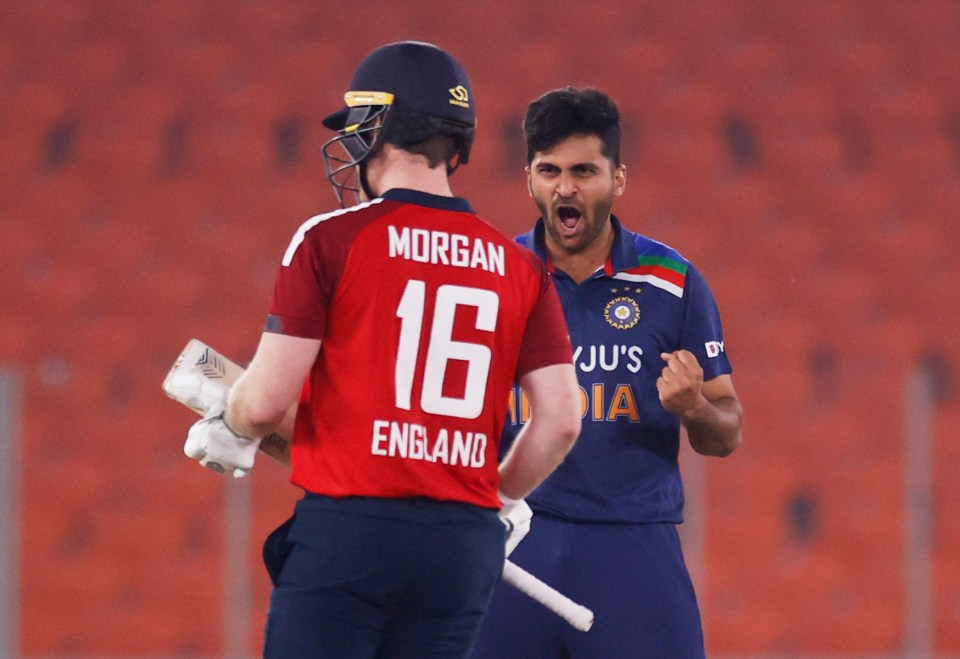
left=538, top=195, right=615, bottom=257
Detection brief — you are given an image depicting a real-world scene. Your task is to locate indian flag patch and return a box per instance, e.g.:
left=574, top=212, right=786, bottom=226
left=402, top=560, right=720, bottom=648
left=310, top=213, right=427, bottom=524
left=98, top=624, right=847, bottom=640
left=613, top=255, right=687, bottom=298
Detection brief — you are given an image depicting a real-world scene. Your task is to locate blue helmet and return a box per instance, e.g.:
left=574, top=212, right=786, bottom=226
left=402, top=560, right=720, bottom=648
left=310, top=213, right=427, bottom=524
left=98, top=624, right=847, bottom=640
left=321, top=41, right=476, bottom=206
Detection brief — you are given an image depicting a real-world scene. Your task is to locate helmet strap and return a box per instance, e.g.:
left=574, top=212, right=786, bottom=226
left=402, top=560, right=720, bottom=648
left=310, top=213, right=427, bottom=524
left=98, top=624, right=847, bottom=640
left=446, top=150, right=463, bottom=176
left=359, top=160, right=377, bottom=201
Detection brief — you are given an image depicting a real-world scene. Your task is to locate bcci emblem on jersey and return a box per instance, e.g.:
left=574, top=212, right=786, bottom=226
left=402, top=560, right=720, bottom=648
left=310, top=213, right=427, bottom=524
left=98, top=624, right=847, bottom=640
left=604, top=296, right=641, bottom=330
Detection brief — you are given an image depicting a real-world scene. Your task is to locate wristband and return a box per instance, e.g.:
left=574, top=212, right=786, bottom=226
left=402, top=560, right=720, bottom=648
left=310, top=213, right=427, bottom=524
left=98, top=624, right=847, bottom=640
left=498, top=491, right=522, bottom=509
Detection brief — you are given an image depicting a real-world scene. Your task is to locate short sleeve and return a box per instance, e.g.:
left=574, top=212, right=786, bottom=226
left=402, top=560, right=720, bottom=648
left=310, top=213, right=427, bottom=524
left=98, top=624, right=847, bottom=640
left=515, top=264, right=573, bottom=377
left=266, top=229, right=335, bottom=339
left=679, top=264, right=732, bottom=380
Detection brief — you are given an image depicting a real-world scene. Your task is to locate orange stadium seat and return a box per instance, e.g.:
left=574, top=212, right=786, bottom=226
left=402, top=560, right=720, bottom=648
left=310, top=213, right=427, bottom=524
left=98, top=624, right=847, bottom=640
left=707, top=37, right=789, bottom=100
left=0, top=134, right=38, bottom=183
left=728, top=312, right=818, bottom=412
left=7, top=3, right=960, bottom=657
left=703, top=455, right=805, bottom=651
left=4, top=81, right=77, bottom=163
left=818, top=174, right=898, bottom=240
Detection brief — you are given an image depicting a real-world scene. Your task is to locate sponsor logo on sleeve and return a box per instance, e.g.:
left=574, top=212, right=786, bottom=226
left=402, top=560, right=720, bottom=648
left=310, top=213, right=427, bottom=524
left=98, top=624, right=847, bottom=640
left=705, top=340, right=725, bottom=358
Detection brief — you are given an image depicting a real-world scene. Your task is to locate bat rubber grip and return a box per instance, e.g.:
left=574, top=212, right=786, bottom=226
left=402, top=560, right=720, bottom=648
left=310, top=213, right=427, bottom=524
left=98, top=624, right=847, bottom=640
left=502, top=559, right=594, bottom=632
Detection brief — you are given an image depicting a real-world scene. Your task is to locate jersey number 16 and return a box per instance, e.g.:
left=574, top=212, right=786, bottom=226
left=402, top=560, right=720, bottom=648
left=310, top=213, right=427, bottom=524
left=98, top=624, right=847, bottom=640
left=394, top=280, right=500, bottom=420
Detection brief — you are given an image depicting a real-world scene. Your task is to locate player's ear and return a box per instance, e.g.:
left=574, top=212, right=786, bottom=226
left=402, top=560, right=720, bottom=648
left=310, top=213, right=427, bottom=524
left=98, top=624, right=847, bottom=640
left=525, top=165, right=533, bottom=198
left=613, top=164, right=626, bottom=197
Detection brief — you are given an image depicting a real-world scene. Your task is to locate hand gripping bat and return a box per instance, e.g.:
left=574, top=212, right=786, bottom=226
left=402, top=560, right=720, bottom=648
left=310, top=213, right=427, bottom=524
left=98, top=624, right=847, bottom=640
left=163, top=338, right=594, bottom=632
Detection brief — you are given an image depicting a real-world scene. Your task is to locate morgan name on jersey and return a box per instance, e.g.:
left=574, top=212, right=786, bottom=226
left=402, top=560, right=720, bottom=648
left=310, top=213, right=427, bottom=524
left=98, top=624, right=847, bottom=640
left=387, top=225, right=506, bottom=276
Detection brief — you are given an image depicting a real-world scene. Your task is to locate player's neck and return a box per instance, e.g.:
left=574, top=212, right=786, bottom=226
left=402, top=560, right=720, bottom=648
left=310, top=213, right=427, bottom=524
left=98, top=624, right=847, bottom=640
left=546, top=220, right=614, bottom=284
left=366, top=146, right=454, bottom=198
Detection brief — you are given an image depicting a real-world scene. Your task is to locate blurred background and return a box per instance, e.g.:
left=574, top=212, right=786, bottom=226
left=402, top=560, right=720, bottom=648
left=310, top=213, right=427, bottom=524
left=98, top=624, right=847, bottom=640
left=1, top=0, right=958, bottom=656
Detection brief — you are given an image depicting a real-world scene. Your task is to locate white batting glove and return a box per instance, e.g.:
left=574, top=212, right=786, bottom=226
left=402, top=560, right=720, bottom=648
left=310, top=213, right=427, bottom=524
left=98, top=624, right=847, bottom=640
left=498, top=492, right=533, bottom=557
left=164, top=372, right=231, bottom=415
left=183, top=408, right=261, bottom=478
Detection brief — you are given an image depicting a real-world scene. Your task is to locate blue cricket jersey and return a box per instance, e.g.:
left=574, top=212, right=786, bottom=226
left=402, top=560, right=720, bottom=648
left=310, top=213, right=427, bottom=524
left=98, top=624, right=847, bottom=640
left=502, top=216, right=732, bottom=524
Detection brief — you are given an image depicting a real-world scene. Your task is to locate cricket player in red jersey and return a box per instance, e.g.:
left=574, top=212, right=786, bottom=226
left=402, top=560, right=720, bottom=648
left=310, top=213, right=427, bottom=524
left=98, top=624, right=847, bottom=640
left=182, top=41, right=581, bottom=658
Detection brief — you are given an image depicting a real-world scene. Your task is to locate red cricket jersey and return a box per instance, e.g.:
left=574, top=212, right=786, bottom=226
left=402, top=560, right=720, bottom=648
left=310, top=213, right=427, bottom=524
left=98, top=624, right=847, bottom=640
left=267, top=189, right=572, bottom=509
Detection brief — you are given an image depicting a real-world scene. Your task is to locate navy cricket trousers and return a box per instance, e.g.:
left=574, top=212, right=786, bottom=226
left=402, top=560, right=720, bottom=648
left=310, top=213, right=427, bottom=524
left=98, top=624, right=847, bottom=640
left=262, top=493, right=504, bottom=659
left=471, top=514, right=705, bottom=658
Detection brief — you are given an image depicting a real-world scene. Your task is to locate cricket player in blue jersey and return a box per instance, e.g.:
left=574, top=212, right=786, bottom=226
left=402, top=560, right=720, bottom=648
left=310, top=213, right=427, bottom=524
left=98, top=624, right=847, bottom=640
left=472, top=87, right=743, bottom=658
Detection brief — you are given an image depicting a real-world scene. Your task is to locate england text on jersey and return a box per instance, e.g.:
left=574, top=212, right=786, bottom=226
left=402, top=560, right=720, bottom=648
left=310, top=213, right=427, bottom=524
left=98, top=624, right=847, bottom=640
left=372, top=419, right=488, bottom=468
left=387, top=225, right=506, bottom=276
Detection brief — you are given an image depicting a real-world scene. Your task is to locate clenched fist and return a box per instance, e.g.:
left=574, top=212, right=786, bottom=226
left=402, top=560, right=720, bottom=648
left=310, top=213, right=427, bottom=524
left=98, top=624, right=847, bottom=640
left=656, top=350, right=705, bottom=418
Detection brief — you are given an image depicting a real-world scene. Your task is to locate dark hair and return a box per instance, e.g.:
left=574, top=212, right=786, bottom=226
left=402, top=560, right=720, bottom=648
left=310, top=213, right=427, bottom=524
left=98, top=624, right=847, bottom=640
left=523, top=87, right=621, bottom=166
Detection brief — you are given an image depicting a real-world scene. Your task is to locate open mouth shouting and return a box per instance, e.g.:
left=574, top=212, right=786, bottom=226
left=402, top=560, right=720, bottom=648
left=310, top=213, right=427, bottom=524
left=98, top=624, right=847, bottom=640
left=555, top=205, right=583, bottom=236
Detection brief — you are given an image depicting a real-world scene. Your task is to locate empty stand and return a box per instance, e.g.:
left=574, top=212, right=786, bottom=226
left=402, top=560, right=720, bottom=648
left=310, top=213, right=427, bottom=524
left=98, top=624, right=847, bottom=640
left=3, top=1, right=959, bottom=656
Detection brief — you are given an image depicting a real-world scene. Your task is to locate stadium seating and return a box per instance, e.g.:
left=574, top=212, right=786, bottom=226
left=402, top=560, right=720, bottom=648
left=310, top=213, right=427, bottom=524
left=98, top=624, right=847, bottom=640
left=3, top=0, right=958, bottom=655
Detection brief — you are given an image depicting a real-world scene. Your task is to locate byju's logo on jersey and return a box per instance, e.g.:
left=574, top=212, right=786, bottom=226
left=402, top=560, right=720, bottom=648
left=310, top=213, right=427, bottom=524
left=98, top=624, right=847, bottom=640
left=705, top=340, right=725, bottom=357
left=604, top=286, right=641, bottom=330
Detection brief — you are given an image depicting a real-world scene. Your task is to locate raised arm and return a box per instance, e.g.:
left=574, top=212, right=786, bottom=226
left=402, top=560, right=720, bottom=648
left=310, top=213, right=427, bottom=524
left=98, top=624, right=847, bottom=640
left=658, top=350, right=742, bottom=457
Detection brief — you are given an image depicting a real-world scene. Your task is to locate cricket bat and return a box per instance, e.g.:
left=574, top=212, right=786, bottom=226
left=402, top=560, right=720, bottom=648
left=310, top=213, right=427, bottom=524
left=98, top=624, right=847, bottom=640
left=163, top=338, right=594, bottom=632
left=162, top=339, right=292, bottom=466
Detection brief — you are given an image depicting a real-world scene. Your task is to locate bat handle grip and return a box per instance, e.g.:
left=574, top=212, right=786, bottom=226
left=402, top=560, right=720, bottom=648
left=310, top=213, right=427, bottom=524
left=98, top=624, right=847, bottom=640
left=501, top=559, right=594, bottom=632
